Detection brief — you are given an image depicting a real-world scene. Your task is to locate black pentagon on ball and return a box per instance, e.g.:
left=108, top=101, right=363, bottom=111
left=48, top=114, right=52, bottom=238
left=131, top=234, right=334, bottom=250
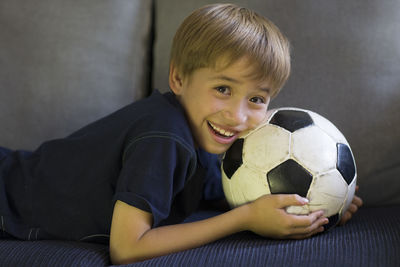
left=267, top=159, right=313, bottom=198
left=336, top=143, right=356, bottom=185
left=323, top=213, right=340, bottom=231
left=222, top=138, right=244, bottom=179
left=269, top=110, right=314, bottom=132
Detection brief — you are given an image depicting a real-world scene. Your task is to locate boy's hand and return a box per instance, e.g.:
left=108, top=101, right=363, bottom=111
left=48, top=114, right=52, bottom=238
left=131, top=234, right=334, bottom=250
left=246, top=194, right=328, bottom=239
left=339, top=186, right=363, bottom=225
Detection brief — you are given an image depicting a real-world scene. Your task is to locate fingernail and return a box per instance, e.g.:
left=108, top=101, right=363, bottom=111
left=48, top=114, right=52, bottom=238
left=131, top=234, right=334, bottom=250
left=302, top=198, right=309, bottom=204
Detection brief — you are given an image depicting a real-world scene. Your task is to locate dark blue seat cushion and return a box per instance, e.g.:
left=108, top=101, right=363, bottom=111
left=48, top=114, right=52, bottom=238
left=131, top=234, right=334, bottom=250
left=131, top=206, right=400, bottom=267
left=0, top=239, right=109, bottom=266
left=1, top=206, right=399, bottom=266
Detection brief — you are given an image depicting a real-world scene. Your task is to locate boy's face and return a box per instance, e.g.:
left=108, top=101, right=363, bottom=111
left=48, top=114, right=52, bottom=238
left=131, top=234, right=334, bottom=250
left=170, top=57, right=271, bottom=154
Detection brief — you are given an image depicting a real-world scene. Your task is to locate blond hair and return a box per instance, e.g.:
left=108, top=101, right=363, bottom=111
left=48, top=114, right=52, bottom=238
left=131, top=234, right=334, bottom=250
left=170, top=3, right=291, bottom=97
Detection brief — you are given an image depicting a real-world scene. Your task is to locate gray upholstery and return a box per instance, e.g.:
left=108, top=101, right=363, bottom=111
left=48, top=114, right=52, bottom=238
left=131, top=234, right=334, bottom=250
left=153, top=0, right=400, bottom=206
left=0, top=0, right=152, bottom=150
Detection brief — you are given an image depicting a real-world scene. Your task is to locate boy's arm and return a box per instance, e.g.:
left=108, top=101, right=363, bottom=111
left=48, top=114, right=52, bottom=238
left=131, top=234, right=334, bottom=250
left=110, top=195, right=328, bottom=265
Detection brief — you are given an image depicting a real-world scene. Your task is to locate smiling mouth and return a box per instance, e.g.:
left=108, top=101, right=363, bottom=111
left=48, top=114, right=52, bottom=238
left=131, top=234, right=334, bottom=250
left=207, top=121, right=235, bottom=138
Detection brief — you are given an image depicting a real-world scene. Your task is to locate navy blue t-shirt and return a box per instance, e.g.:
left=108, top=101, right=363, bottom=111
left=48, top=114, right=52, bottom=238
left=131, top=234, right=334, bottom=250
left=0, top=90, right=224, bottom=241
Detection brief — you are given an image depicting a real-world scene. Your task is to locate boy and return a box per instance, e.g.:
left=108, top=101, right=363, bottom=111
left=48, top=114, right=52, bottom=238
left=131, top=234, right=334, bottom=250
left=0, top=3, right=362, bottom=264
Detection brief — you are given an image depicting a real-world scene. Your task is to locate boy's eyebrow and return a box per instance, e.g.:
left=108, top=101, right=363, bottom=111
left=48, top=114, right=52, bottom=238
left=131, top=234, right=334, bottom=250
left=211, top=75, right=271, bottom=93
left=211, top=75, right=242, bottom=84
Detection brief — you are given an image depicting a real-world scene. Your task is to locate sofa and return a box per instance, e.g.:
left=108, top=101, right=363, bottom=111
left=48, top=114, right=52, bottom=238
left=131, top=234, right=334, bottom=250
left=1, top=0, right=399, bottom=266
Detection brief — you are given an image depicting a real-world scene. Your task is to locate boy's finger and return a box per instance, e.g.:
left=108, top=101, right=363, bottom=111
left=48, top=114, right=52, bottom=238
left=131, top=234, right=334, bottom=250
left=290, top=226, right=325, bottom=240
left=289, top=214, right=328, bottom=235
left=299, top=210, right=329, bottom=227
left=347, top=203, right=358, bottom=213
left=291, top=210, right=326, bottom=228
left=275, top=194, right=309, bottom=208
left=353, top=195, right=363, bottom=207
left=339, top=211, right=352, bottom=225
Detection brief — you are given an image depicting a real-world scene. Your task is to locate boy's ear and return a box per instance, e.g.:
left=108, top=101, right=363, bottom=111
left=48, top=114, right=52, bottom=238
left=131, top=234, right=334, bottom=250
left=169, top=63, right=184, bottom=95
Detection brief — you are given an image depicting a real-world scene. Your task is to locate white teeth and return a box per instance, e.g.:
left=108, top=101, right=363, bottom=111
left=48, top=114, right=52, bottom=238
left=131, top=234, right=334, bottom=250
left=209, top=122, right=235, bottom=137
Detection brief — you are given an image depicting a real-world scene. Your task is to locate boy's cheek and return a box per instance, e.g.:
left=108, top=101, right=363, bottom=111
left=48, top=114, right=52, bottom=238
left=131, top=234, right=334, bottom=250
left=238, top=130, right=252, bottom=138
left=260, top=113, right=271, bottom=124
left=238, top=116, right=268, bottom=138
left=265, top=109, right=276, bottom=120
left=252, top=112, right=270, bottom=129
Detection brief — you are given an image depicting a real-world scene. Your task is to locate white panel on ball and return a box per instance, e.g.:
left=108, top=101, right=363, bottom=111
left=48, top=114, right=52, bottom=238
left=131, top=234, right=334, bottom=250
left=222, top=165, right=271, bottom=207
left=308, top=111, right=348, bottom=145
left=244, top=124, right=290, bottom=172
left=341, top=177, right=357, bottom=216
left=291, top=126, right=337, bottom=174
left=307, top=169, right=348, bottom=216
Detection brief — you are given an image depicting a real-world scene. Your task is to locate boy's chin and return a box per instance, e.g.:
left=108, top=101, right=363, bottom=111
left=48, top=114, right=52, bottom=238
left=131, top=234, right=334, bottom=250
left=201, top=143, right=231, bottom=155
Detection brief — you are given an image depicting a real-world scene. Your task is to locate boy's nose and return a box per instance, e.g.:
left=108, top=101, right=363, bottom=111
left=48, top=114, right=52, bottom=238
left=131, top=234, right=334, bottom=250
left=223, top=101, right=248, bottom=125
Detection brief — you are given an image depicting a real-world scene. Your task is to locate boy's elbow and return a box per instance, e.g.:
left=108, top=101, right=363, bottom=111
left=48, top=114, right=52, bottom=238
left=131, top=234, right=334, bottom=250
left=110, top=251, right=141, bottom=265
left=110, top=248, right=129, bottom=265
left=109, top=243, right=143, bottom=265
left=110, top=255, right=135, bottom=265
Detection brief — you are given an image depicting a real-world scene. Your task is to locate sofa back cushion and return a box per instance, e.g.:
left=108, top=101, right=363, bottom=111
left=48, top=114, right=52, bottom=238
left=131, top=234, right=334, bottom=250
left=152, top=0, right=400, bottom=206
left=0, top=0, right=152, bottom=149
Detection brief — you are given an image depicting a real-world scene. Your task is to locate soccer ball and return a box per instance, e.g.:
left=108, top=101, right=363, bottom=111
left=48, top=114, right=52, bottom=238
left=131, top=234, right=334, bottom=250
left=221, top=107, right=357, bottom=230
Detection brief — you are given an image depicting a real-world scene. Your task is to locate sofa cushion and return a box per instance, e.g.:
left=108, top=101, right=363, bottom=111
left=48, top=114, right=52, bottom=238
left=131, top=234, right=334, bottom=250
left=125, top=206, right=400, bottom=266
left=0, top=239, right=109, bottom=266
left=1, top=206, right=399, bottom=266
left=0, top=0, right=153, bottom=150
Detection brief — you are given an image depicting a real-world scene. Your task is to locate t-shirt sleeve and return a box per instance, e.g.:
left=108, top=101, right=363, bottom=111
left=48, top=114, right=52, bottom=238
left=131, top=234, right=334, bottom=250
left=113, top=134, right=196, bottom=227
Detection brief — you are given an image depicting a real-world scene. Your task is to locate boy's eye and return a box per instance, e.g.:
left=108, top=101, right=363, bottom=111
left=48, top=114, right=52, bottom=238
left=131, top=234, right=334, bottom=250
left=215, top=86, right=231, bottom=95
left=249, top=96, right=266, bottom=104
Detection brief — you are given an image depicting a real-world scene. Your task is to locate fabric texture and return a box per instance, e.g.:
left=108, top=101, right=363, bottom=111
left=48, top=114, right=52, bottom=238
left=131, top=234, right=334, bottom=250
left=0, top=240, right=110, bottom=267
left=0, top=0, right=153, bottom=150
left=0, top=206, right=399, bottom=266
left=125, top=206, right=400, bottom=267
